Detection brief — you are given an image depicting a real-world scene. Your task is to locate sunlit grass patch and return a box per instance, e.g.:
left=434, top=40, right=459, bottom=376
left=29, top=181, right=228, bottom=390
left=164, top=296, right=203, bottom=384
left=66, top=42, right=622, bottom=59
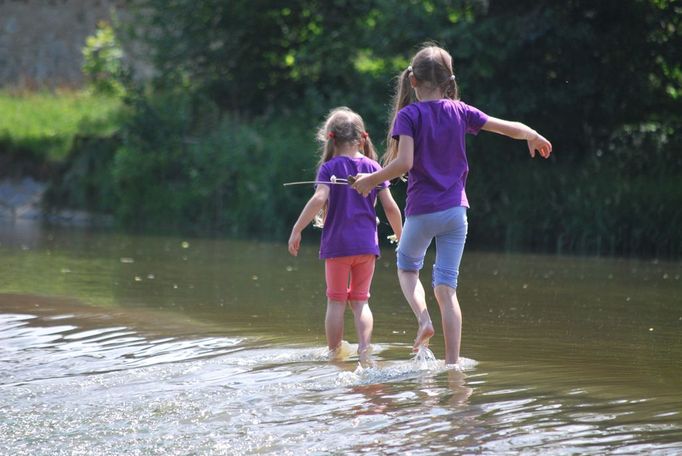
left=0, top=89, right=121, bottom=162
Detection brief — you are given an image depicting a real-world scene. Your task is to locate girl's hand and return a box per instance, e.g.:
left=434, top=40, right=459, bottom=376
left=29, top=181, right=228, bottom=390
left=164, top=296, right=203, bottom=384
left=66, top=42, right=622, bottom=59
left=351, top=173, right=374, bottom=197
left=527, top=132, right=553, bottom=159
left=288, top=230, right=301, bottom=256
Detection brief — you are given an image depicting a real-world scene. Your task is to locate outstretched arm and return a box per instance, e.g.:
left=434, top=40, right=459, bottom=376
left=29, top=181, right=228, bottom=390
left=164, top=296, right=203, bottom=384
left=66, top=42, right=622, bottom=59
left=378, top=188, right=403, bottom=241
left=288, top=185, right=330, bottom=256
left=481, top=117, right=552, bottom=158
left=353, top=135, right=414, bottom=197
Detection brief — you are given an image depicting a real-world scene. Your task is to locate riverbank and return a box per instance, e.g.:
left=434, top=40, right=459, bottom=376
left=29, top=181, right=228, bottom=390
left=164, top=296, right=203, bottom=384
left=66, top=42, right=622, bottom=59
left=1, top=90, right=680, bottom=257
left=0, top=91, right=119, bottom=226
left=0, top=177, right=112, bottom=226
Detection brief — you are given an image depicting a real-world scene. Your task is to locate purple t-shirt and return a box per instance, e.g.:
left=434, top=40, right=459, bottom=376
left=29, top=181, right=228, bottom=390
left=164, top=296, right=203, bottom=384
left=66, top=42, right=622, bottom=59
left=316, top=155, right=389, bottom=259
left=391, top=99, right=488, bottom=216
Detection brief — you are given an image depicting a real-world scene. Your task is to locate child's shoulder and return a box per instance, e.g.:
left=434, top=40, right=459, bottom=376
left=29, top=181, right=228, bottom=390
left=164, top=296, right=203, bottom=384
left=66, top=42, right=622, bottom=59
left=399, top=98, right=467, bottom=115
left=324, top=155, right=345, bottom=165
left=321, top=155, right=378, bottom=169
left=356, top=155, right=382, bottom=170
left=322, top=155, right=356, bottom=168
left=448, top=99, right=484, bottom=114
left=436, top=98, right=471, bottom=111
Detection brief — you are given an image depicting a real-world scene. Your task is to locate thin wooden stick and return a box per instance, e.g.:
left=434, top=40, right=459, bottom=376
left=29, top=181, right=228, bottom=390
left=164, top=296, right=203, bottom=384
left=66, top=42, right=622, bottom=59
left=283, top=175, right=358, bottom=186
left=282, top=180, right=349, bottom=186
left=281, top=175, right=374, bottom=188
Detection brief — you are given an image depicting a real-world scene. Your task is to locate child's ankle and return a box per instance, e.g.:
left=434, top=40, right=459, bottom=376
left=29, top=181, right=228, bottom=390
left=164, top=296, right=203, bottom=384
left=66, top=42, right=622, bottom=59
left=357, top=345, right=372, bottom=356
left=419, top=318, right=433, bottom=327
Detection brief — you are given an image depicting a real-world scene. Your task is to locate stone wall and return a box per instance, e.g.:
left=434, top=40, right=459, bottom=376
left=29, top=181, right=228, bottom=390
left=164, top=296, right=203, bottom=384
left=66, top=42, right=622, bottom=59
left=0, top=0, right=124, bottom=88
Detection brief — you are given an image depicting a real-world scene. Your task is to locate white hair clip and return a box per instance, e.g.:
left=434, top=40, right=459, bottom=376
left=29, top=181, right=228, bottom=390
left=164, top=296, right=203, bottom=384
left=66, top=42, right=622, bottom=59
left=450, top=74, right=456, bottom=81
left=407, top=65, right=413, bottom=73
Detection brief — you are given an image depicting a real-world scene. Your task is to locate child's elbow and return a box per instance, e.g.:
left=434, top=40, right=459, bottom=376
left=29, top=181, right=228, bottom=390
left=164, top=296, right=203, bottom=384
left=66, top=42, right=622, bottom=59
left=397, top=157, right=412, bottom=174
left=312, top=192, right=328, bottom=206
left=386, top=203, right=402, bottom=218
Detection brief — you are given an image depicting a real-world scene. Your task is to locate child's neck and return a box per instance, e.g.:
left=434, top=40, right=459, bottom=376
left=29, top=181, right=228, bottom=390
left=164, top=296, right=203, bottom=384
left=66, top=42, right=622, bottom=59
left=416, top=87, right=444, bottom=101
left=335, top=144, right=362, bottom=158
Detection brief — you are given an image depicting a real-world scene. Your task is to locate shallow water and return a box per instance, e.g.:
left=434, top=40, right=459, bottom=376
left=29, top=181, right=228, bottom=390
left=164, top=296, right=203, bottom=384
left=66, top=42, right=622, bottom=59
left=0, top=221, right=681, bottom=455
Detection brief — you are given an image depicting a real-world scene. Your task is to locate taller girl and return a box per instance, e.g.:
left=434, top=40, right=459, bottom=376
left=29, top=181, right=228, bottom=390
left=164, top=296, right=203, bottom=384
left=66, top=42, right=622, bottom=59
left=353, top=44, right=552, bottom=365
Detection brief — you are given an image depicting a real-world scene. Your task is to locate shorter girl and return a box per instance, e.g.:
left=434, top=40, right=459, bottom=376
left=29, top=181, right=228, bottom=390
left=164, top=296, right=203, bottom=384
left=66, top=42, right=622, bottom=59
left=288, top=107, right=403, bottom=360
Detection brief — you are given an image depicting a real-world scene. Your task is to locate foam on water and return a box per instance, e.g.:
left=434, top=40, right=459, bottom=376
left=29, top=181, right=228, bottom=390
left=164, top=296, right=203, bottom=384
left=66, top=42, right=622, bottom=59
left=336, top=345, right=478, bottom=386
left=221, top=340, right=388, bottom=369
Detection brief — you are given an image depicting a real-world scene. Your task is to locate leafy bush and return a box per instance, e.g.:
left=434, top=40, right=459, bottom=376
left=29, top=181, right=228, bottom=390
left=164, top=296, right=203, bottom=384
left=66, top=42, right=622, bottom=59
left=44, top=133, right=121, bottom=213
left=39, top=1, right=682, bottom=258
left=466, top=121, right=682, bottom=257
left=82, top=21, right=126, bottom=97
left=111, top=90, right=317, bottom=236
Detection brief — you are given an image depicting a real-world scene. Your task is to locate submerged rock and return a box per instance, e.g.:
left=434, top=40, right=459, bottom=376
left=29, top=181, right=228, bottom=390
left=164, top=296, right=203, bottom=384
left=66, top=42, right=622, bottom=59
left=0, top=177, right=45, bottom=219
left=0, top=177, right=112, bottom=226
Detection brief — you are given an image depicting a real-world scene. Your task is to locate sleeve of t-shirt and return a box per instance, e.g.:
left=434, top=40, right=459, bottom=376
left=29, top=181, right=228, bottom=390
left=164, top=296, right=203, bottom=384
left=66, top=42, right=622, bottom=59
left=372, top=161, right=389, bottom=189
left=315, top=164, right=330, bottom=188
left=463, top=102, right=489, bottom=135
left=391, top=107, right=414, bottom=139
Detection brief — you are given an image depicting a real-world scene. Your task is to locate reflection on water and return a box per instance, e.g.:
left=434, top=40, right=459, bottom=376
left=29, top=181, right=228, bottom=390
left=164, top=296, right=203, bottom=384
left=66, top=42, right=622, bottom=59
left=0, top=221, right=681, bottom=455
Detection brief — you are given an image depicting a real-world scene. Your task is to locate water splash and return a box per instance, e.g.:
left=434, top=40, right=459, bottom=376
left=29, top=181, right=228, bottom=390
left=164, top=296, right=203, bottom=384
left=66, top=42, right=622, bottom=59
left=335, top=345, right=477, bottom=386
left=328, top=340, right=356, bottom=361
left=411, top=345, right=440, bottom=370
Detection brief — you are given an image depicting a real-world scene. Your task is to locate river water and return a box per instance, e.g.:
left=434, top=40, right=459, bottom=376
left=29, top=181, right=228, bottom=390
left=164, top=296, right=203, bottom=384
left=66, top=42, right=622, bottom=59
left=0, top=221, right=680, bottom=455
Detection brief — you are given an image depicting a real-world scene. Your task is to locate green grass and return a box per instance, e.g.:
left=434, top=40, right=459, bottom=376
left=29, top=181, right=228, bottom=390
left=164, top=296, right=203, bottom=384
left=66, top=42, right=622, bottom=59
left=0, top=90, right=121, bottom=162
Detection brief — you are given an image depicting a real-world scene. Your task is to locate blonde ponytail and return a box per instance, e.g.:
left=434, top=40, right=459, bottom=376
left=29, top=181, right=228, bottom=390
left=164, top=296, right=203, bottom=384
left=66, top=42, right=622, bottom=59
left=383, top=67, right=415, bottom=165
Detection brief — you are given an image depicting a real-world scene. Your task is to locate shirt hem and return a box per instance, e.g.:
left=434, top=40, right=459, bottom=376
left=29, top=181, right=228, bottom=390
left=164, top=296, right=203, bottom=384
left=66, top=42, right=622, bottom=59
left=405, top=202, right=469, bottom=218
left=319, top=248, right=381, bottom=259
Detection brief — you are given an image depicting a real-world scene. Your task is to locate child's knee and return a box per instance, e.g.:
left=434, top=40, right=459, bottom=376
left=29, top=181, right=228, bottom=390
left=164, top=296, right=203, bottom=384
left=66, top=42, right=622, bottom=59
left=349, top=299, right=370, bottom=312
left=432, top=266, right=459, bottom=289
left=326, top=290, right=349, bottom=302
left=348, top=291, right=370, bottom=301
left=397, top=250, right=424, bottom=271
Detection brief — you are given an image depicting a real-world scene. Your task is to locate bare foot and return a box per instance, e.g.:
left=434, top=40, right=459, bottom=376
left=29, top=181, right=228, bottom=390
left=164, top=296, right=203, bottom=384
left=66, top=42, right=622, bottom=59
left=358, top=346, right=375, bottom=368
left=413, top=321, right=434, bottom=352
left=328, top=340, right=352, bottom=361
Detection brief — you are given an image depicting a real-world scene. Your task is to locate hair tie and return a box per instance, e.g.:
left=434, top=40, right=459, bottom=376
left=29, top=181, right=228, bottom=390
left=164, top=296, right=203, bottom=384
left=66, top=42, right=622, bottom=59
left=328, top=131, right=335, bottom=139
left=407, top=65, right=413, bottom=73
left=450, top=74, right=456, bottom=81
left=361, top=131, right=369, bottom=139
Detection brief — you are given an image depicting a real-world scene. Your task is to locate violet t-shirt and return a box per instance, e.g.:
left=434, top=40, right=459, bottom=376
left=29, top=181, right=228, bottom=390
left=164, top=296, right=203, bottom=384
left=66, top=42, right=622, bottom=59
left=316, top=155, right=389, bottom=259
left=391, top=99, right=488, bottom=216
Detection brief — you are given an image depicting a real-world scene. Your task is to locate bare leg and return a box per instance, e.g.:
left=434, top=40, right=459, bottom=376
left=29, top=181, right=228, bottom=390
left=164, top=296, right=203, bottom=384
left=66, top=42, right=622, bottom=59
left=434, top=284, right=462, bottom=365
left=349, top=300, right=373, bottom=360
left=398, top=269, right=434, bottom=351
left=325, top=300, right=346, bottom=351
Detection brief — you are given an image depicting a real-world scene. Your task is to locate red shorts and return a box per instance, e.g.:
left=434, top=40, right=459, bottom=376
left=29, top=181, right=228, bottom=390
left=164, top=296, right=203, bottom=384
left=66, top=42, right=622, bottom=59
left=324, top=254, right=376, bottom=302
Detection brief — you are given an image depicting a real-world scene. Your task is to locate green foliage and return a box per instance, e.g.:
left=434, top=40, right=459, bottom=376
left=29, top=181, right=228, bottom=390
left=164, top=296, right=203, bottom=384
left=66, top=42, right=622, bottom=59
left=466, top=121, right=682, bottom=257
left=42, top=0, right=681, bottom=256
left=44, top=133, right=121, bottom=213
left=82, top=21, right=127, bottom=97
left=110, top=90, right=316, bottom=236
left=125, top=0, right=682, bottom=154
left=126, top=0, right=383, bottom=114
left=454, top=0, right=682, bottom=161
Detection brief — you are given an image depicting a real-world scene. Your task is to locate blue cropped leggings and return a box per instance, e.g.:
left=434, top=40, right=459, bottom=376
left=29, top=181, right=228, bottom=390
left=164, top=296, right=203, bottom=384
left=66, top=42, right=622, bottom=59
left=396, top=206, right=468, bottom=289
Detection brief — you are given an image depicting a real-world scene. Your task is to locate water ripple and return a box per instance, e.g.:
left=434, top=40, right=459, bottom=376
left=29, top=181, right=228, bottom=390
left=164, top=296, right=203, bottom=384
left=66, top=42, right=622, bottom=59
left=1, top=310, right=681, bottom=456
left=0, top=313, right=243, bottom=386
